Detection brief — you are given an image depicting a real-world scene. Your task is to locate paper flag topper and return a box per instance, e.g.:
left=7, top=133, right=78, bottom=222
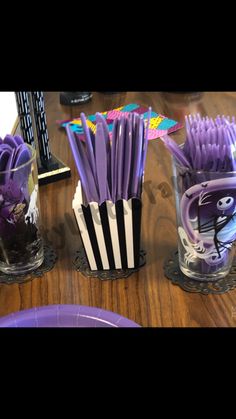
left=57, top=103, right=183, bottom=140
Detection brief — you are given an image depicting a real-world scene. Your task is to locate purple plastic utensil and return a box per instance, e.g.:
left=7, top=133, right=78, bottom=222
left=95, top=112, right=110, bottom=149
left=0, top=304, right=141, bottom=328
left=174, top=113, right=236, bottom=173
left=95, top=122, right=108, bottom=204
left=111, top=119, right=118, bottom=202
left=88, top=128, right=96, bottom=153
left=14, top=135, right=25, bottom=146
left=116, top=116, right=126, bottom=200
left=4, top=148, right=16, bottom=182
left=123, top=117, right=132, bottom=200
left=75, top=133, right=99, bottom=203
left=130, top=117, right=144, bottom=197
left=4, top=135, right=18, bottom=149
left=80, top=113, right=97, bottom=179
left=11, top=144, right=32, bottom=187
left=67, top=110, right=151, bottom=204
left=66, top=124, right=92, bottom=203
left=141, top=107, right=152, bottom=176
left=0, top=143, right=13, bottom=153
left=12, top=144, right=32, bottom=169
left=0, top=150, right=11, bottom=172
left=96, top=112, right=112, bottom=198
left=161, top=135, right=191, bottom=168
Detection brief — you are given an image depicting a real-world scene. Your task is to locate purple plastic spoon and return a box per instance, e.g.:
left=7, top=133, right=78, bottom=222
left=12, top=144, right=32, bottom=169
left=11, top=144, right=32, bottom=186
left=0, top=150, right=11, bottom=184
left=14, top=135, right=25, bottom=146
left=0, top=150, right=11, bottom=172
left=4, top=135, right=18, bottom=149
left=4, top=148, right=16, bottom=182
left=0, top=144, right=13, bottom=153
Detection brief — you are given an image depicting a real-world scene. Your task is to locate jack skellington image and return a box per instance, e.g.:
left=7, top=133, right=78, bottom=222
left=179, top=178, right=236, bottom=266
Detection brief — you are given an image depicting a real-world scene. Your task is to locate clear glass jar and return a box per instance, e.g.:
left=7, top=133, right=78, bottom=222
left=160, top=92, right=204, bottom=125
left=0, top=144, right=44, bottom=275
left=172, top=156, right=236, bottom=281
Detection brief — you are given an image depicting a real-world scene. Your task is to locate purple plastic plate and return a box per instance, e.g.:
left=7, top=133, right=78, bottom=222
left=0, top=304, right=141, bottom=328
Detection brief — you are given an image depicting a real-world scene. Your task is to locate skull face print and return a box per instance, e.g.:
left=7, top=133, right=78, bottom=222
left=217, top=196, right=234, bottom=211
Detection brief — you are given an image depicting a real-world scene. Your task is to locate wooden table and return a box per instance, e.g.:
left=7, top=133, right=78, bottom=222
left=1, top=91, right=236, bottom=327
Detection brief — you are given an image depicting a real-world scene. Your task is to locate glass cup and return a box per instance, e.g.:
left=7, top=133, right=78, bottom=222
left=0, top=144, right=44, bottom=275
left=172, top=156, right=236, bottom=281
left=160, top=92, right=204, bottom=125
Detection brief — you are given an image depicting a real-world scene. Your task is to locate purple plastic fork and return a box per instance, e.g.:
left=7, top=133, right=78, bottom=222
left=161, top=135, right=191, bottom=168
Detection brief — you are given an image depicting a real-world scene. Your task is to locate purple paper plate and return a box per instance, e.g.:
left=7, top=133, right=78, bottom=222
left=0, top=304, right=141, bottom=328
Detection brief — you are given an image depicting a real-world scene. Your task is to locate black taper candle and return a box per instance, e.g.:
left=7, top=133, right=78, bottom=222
left=30, top=91, right=52, bottom=164
left=15, top=92, right=35, bottom=146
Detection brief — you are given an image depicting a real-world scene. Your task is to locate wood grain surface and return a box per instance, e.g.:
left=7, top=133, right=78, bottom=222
left=1, top=91, right=236, bottom=327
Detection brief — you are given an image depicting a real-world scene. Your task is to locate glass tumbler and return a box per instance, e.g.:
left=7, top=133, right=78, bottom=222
left=0, top=144, right=44, bottom=275
left=172, top=156, right=236, bottom=281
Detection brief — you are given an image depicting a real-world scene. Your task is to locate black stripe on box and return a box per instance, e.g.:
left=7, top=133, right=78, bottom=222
left=73, top=212, right=92, bottom=270
left=115, top=200, right=128, bottom=269
left=99, top=202, right=115, bottom=270
left=82, top=205, right=103, bottom=271
left=132, top=198, right=142, bottom=268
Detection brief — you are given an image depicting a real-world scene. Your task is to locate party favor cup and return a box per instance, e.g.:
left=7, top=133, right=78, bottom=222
left=73, top=181, right=142, bottom=271
left=172, top=157, right=236, bottom=281
left=0, top=144, right=44, bottom=275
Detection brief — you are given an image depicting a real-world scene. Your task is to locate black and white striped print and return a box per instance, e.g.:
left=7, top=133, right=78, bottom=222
left=73, top=182, right=142, bottom=271
left=15, top=92, right=35, bottom=146
left=31, top=92, right=51, bottom=161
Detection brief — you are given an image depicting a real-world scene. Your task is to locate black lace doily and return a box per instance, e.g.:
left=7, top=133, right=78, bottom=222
left=0, top=243, right=57, bottom=285
left=73, top=248, right=146, bottom=280
left=164, top=250, right=236, bottom=295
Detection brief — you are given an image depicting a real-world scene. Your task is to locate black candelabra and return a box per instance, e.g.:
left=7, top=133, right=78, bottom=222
left=15, top=92, right=71, bottom=185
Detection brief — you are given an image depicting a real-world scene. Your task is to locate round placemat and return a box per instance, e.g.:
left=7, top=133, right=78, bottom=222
left=73, top=248, right=146, bottom=280
left=0, top=243, right=57, bottom=284
left=164, top=250, right=236, bottom=295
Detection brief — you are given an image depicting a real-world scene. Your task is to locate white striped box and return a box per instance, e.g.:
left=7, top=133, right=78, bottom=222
left=72, top=181, right=142, bottom=271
